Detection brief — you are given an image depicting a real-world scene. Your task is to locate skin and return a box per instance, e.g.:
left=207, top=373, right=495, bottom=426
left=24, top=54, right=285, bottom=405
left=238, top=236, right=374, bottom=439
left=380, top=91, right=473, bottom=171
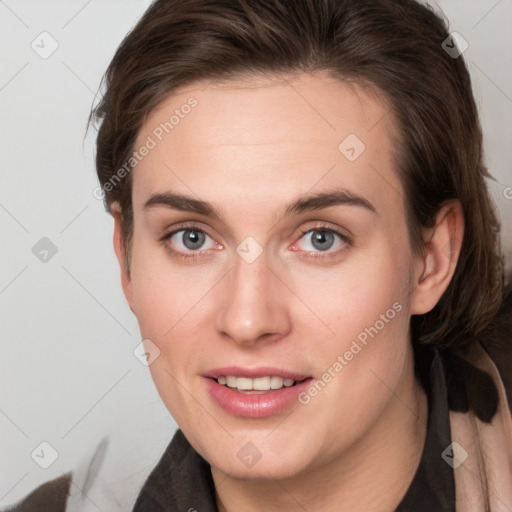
left=111, top=71, right=464, bottom=512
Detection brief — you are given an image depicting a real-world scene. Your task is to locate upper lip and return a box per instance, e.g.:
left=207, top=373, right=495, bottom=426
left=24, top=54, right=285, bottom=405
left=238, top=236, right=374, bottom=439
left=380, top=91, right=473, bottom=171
left=203, top=366, right=310, bottom=381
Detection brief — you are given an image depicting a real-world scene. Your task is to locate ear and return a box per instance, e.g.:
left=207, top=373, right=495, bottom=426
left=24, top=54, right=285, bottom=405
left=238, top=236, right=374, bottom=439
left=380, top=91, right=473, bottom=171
left=111, top=202, right=135, bottom=314
left=410, top=199, right=464, bottom=315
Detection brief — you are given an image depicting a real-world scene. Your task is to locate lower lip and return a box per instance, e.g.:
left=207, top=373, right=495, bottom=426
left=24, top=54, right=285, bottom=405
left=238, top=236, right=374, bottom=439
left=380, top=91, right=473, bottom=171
left=203, top=377, right=313, bottom=418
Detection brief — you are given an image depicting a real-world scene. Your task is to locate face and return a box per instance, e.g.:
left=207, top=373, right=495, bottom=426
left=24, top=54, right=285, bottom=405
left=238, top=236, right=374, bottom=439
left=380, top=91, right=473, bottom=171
left=119, top=72, right=423, bottom=480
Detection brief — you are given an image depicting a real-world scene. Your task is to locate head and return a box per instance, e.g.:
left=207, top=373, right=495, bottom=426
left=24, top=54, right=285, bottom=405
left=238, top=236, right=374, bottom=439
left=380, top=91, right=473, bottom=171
left=89, top=0, right=503, bottom=480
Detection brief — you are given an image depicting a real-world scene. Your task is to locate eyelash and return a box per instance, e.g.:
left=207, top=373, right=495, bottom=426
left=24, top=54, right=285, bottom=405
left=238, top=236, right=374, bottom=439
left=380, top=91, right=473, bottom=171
left=160, top=222, right=351, bottom=262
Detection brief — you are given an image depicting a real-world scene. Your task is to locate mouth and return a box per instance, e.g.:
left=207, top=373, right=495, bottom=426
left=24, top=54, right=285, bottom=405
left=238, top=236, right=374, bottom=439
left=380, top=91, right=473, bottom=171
left=215, top=375, right=308, bottom=393
left=202, top=367, right=314, bottom=417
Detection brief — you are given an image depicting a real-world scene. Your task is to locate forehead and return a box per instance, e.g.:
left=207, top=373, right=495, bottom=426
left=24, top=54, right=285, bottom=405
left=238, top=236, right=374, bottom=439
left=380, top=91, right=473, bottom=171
left=131, top=71, right=402, bottom=218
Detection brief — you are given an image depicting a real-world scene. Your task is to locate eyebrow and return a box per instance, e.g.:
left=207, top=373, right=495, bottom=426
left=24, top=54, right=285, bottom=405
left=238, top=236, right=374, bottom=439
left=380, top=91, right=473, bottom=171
left=143, top=188, right=377, bottom=219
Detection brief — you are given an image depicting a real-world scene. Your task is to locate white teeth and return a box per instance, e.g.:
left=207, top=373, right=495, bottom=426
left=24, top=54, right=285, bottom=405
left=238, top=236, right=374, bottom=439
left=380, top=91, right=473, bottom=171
left=253, top=377, right=271, bottom=390
left=217, top=375, right=297, bottom=391
left=270, top=376, right=284, bottom=389
left=236, top=377, right=253, bottom=390
left=226, top=376, right=237, bottom=388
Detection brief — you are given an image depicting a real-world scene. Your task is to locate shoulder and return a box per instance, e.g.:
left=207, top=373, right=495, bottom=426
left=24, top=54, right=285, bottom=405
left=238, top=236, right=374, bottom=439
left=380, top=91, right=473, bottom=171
left=1, top=474, right=71, bottom=512
left=2, top=436, right=115, bottom=512
left=447, top=341, right=512, bottom=511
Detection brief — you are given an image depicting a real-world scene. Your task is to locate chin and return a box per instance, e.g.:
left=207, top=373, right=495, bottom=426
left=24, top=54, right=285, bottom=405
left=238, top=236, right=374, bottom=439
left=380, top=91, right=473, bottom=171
left=215, top=458, right=308, bottom=482
left=204, top=437, right=314, bottom=481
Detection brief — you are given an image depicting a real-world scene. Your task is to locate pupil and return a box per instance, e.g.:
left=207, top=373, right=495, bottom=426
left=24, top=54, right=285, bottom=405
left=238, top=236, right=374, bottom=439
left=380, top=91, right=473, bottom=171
left=312, top=230, right=334, bottom=251
left=183, top=230, right=205, bottom=250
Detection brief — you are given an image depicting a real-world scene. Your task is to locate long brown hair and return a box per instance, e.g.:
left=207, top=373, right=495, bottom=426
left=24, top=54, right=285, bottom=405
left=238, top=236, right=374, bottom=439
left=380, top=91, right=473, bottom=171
left=88, top=0, right=508, bottom=402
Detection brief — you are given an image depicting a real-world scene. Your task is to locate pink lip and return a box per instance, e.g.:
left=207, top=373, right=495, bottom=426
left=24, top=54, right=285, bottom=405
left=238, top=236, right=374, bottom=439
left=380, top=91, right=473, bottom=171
left=203, top=374, right=313, bottom=418
left=203, top=366, right=309, bottom=380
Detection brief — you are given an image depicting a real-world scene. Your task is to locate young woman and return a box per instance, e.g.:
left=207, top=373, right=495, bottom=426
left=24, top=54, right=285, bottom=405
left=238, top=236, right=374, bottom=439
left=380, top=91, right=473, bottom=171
left=6, top=0, right=511, bottom=511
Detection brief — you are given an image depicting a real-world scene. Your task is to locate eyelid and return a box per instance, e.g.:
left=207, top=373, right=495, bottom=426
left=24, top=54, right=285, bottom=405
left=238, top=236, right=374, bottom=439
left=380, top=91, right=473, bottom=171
left=293, top=220, right=351, bottom=242
left=162, top=220, right=217, bottom=241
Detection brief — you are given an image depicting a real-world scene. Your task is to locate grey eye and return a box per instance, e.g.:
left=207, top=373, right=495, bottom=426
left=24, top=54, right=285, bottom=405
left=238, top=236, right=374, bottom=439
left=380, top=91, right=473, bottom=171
left=169, top=229, right=214, bottom=252
left=308, top=230, right=335, bottom=251
left=295, top=228, right=347, bottom=255
left=181, top=230, right=206, bottom=250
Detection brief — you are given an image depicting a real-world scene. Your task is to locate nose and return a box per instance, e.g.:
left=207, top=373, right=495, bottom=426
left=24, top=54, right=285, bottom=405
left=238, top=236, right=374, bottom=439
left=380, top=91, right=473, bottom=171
left=214, top=252, right=292, bottom=347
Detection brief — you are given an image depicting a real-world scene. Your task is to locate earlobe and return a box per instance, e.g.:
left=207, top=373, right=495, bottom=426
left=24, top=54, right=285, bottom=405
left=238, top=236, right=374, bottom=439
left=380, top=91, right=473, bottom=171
left=111, top=202, right=135, bottom=314
left=410, top=200, right=465, bottom=315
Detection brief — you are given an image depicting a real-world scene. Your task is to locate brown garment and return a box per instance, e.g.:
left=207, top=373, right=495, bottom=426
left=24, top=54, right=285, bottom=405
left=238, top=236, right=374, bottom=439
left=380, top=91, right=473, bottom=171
left=1, top=474, right=71, bottom=512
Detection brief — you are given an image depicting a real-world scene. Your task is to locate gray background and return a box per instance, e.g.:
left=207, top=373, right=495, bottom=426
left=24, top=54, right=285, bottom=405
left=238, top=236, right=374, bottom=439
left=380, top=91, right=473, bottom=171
left=0, top=0, right=511, bottom=508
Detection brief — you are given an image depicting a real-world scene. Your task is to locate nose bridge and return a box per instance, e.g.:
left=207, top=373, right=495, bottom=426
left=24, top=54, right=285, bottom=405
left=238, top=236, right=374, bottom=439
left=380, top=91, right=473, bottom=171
left=215, top=248, right=290, bottom=346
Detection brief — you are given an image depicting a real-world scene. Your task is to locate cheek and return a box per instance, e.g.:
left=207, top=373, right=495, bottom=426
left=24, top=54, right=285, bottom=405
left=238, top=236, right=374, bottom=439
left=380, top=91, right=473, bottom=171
left=131, top=259, right=206, bottom=423
left=280, top=284, right=411, bottom=468
left=287, top=241, right=412, bottom=342
left=287, top=241, right=413, bottom=408
left=127, top=239, right=217, bottom=399
left=128, top=234, right=208, bottom=335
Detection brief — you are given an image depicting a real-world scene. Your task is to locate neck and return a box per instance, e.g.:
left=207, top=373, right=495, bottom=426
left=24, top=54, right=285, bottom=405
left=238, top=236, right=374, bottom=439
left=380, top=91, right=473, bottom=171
left=212, top=355, right=428, bottom=512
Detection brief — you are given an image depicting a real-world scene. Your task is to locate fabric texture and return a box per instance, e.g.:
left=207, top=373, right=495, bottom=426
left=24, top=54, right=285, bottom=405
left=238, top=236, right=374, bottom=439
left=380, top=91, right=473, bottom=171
left=449, top=342, right=512, bottom=512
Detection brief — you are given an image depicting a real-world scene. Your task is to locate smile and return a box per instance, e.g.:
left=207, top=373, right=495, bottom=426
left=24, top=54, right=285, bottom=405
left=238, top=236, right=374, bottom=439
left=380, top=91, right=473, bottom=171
left=203, top=369, right=313, bottom=417
left=217, top=375, right=303, bottom=392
